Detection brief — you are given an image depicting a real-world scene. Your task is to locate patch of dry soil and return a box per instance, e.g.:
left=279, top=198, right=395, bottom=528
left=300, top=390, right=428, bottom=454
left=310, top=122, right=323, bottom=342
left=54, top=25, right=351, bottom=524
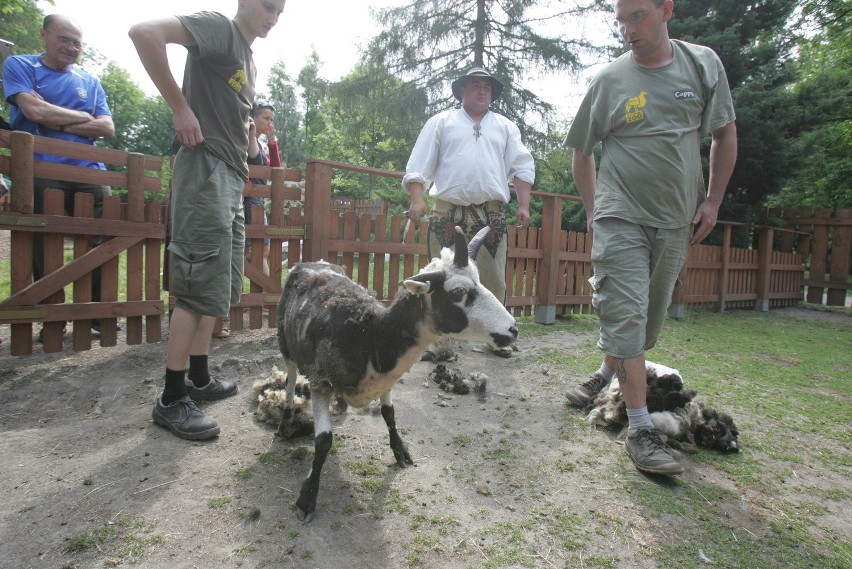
left=0, top=322, right=676, bottom=569
left=0, top=229, right=847, bottom=568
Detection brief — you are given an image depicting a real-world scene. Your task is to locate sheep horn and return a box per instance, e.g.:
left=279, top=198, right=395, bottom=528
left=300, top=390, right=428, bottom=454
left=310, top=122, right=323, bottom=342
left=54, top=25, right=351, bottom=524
left=453, top=226, right=469, bottom=267
left=467, top=225, right=492, bottom=262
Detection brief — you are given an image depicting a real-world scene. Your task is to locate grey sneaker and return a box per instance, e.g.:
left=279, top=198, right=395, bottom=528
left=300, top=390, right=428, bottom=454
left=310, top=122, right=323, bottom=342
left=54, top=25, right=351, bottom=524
left=625, top=428, right=684, bottom=475
left=152, top=395, right=220, bottom=440
left=565, top=373, right=611, bottom=407
left=184, top=376, right=238, bottom=401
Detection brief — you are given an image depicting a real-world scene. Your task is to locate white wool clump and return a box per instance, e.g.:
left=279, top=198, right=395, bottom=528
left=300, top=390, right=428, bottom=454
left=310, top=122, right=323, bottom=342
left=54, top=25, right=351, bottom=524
left=252, top=365, right=311, bottom=426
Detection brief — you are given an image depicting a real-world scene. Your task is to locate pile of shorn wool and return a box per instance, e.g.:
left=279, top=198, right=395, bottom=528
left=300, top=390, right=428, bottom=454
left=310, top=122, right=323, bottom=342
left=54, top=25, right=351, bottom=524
left=583, top=361, right=740, bottom=454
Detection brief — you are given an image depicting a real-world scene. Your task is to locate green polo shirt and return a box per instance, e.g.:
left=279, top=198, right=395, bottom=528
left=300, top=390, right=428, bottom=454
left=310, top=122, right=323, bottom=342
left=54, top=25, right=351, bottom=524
left=566, top=40, right=736, bottom=229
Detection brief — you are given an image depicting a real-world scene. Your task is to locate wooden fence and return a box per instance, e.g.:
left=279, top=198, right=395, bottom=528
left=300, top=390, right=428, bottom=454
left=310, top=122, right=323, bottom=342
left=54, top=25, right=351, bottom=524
left=0, top=130, right=302, bottom=356
left=761, top=207, right=852, bottom=307
left=1, top=130, right=166, bottom=356
left=302, top=160, right=806, bottom=322
left=1, top=134, right=826, bottom=357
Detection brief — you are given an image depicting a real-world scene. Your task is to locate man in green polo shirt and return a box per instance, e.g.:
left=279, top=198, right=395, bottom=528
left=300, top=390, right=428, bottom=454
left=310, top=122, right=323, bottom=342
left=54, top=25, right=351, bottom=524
left=563, top=0, right=737, bottom=475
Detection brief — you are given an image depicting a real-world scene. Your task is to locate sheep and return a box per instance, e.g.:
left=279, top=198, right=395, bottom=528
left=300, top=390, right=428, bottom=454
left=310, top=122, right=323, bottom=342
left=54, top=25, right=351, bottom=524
left=276, top=226, right=518, bottom=521
left=583, top=361, right=740, bottom=454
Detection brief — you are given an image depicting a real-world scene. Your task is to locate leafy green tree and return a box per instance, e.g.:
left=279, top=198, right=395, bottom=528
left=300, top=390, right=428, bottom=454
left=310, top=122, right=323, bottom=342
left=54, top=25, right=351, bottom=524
left=133, top=95, right=176, bottom=158
left=263, top=60, right=303, bottom=168
left=768, top=0, right=852, bottom=211
left=297, top=51, right=328, bottom=161
left=664, top=0, right=800, bottom=224
left=327, top=64, right=427, bottom=171
left=321, top=65, right=430, bottom=206
left=0, top=0, right=48, bottom=124
left=364, top=0, right=605, bottom=148
left=0, top=0, right=45, bottom=54
left=97, top=61, right=145, bottom=152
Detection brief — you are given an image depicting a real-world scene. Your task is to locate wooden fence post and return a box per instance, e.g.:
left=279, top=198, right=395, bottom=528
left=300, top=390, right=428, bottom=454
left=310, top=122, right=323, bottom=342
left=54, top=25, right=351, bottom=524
left=145, top=200, right=163, bottom=343
left=534, top=194, right=561, bottom=324
left=71, top=192, right=96, bottom=351
left=794, top=206, right=813, bottom=267
left=266, top=168, right=286, bottom=329
left=125, top=153, right=146, bottom=344
left=755, top=226, right=773, bottom=311
left=719, top=223, right=732, bottom=313
left=9, top=131, right=35, bottom=355
left=304, top=160, right=331, bottom=262
left=827, top=208, right=851, bottom=306
left=807, top=209, right=832, bottom=304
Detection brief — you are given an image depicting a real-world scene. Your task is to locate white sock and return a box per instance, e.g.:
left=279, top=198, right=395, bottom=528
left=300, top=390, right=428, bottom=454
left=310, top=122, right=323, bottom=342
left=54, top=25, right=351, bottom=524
left=626, top=407, right=655, bottom=437
left=596, top=362, right=615, bottom=381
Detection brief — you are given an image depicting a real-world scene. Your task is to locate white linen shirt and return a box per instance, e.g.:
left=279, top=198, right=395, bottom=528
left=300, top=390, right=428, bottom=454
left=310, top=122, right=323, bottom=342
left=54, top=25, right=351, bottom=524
left=403, top=108, right=535, bottom=205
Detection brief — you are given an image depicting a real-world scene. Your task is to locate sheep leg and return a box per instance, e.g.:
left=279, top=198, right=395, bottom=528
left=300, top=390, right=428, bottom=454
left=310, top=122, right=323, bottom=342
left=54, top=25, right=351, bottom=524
left=380, top=391, right=413, bottom=467
left=275, top=360, right=300, bottom=439
left=296, top=391, right=332, bottom=522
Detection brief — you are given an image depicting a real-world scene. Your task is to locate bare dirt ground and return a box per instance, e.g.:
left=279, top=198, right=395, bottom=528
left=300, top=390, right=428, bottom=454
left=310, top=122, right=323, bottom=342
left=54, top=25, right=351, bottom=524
left=0, top=228, right=848, bottom=569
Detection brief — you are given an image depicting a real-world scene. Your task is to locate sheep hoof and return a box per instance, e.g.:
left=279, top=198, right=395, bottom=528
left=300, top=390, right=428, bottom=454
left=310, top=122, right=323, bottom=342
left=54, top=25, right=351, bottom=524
left=392, top=446, right=414, bottom=468
left=296, top=507, right=314, bottom=523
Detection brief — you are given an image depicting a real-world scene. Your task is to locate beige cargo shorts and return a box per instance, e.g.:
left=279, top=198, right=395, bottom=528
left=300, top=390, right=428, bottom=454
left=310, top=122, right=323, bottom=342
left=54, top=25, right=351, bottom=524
left=589, top=217, right=691, bottom=358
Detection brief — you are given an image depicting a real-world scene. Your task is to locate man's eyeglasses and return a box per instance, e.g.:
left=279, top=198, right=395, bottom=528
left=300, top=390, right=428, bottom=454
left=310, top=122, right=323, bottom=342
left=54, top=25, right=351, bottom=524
left=614, top=9, right=652, bottom=31
left=45, top=30, right=84, bottom=50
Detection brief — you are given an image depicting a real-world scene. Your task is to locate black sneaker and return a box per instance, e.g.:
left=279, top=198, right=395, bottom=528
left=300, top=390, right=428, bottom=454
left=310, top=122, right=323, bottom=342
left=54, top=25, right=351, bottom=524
left=152, top=395, right=220, bottom=440
left=184, top=376, right=238, bottom=401
left=625, top=428, right=684, bottom=475
left=565, top=372, right=611, bottom=407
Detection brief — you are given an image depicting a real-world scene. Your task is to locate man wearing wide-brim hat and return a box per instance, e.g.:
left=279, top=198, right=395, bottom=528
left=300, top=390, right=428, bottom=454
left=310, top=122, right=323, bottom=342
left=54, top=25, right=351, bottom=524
left=403, top=66, right=535, bottom=360
left=450, top=66, right=504, bottom=102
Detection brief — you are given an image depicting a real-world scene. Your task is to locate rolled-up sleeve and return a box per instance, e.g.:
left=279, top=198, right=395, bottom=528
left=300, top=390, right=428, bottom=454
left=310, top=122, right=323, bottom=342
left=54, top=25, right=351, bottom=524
left=506, top=122, right=535, bottom=185
left=403, top=114, right=442, bottom=194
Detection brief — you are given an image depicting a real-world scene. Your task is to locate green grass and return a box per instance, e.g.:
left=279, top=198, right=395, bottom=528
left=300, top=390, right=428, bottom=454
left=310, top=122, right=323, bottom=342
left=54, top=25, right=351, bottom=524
left=521, top=308, right=852, bottom=569
left=207, top=496, right=232, bottom=509
left=62, top=516, right=162, bottom=562
left=0, top=242, right=170, bottom=303
left=384, top=310, right=851, bottom=569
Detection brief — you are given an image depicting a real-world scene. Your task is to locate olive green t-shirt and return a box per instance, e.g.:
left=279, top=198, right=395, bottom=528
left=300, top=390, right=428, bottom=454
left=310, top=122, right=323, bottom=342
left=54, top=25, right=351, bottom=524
left=177, top=11, right=255, bottom=180
left=565, top=40, right=736, bottom=229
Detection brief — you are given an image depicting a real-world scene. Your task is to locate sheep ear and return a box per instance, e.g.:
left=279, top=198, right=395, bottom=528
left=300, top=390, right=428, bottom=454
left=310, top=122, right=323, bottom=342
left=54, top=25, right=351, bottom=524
left=404, top=270, right=446, bottom=294
left=402, top=279, right=431, bottom=296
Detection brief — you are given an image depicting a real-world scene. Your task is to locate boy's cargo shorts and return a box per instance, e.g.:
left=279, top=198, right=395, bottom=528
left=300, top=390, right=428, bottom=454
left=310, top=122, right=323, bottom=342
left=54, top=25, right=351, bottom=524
left=168, top=146, right=245, bottom=318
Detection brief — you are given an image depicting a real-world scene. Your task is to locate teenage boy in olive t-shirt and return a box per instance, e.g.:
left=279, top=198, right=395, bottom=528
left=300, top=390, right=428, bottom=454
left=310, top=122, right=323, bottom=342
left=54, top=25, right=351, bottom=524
left=563, top=0, right=737, bottom=476
left=129, top=0, right=286, bottom=441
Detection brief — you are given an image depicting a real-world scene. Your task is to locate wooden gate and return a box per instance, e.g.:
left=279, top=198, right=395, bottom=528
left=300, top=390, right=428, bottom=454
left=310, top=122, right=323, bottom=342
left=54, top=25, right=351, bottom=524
left=0, top=130, right=166, bottom=355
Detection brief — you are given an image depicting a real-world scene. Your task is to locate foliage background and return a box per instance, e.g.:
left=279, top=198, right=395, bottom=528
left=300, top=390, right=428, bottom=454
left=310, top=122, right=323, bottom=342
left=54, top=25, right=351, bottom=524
left=1, top=0, right=849, bottom=224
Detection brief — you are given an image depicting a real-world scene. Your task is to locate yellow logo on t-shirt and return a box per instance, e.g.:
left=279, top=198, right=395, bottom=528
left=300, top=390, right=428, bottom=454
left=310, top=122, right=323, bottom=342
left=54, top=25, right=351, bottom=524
left=228, top=69, right=248, bottom=92
left=625, top=91, right=647, bottom=124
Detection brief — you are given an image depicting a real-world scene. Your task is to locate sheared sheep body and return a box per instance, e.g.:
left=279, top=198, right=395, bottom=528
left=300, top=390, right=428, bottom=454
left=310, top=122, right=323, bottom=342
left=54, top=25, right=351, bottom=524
left=276, top=226, right=518, bottom=521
